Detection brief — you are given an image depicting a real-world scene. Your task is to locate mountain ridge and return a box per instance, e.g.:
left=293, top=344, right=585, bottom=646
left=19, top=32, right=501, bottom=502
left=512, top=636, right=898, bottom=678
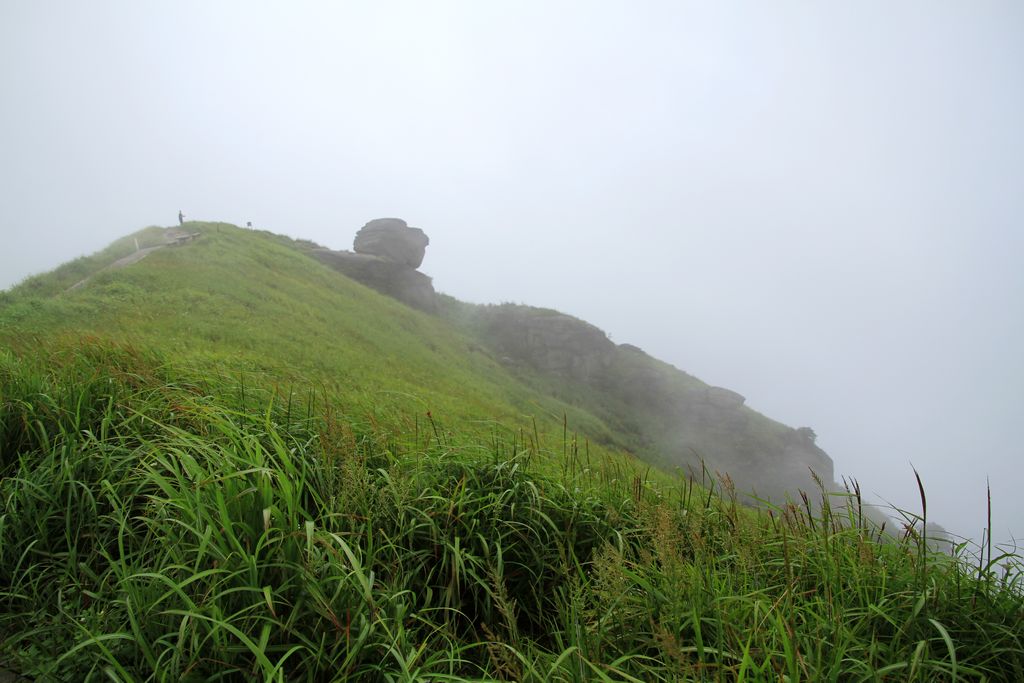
left=294, top=218, right=836, bottom=503
left=0, top=222, right=835, bottom=505
left=2, top=220, right=835, bottom=503
left=2, top=220, right=1019, bottom=680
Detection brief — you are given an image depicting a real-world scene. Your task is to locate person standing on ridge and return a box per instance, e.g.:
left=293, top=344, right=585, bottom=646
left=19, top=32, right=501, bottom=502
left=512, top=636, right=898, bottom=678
left=178, top=210, right=185, bottom=226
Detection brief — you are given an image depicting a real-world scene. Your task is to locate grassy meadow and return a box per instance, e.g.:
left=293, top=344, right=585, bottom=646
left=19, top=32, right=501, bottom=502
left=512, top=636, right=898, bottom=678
left=0, top=224, right=1021, bottom=680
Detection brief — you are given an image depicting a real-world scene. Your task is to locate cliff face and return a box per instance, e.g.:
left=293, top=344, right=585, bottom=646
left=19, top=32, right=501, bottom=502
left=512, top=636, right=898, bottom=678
left=478, top=306, right=616, bottom=380
left=319, top=218, right=835, bottom=503
left=471, top=303, right=834, bottom=503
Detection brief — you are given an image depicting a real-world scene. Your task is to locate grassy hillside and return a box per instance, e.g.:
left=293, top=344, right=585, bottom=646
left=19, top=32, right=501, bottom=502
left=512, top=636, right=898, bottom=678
left=0, top=224, right=620, bottom=452
left=1, top=223, right=1021, bottom=681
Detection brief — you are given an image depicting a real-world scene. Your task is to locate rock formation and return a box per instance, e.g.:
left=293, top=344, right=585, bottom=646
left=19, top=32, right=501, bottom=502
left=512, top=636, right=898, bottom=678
left=479, top=306, right=615, bottom=381
left=353, top=218, right=430, bottom=268
left=313, top=217, right=838, bottom=506
left=313, top=218, right=437, bottom=312
left=465, top=302, right=836, bottom=504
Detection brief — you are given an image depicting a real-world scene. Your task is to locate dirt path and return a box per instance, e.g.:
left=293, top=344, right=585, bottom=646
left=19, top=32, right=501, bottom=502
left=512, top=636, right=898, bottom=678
left=66, top=245, right=165, bottom=291
left=66, top=231, right=200, bottom=292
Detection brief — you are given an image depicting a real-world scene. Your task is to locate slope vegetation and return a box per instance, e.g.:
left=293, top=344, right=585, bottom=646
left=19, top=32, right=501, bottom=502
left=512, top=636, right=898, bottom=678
left=0, top=223, right=1020, bottom=681
left=1, top=224, right=618, bottom=451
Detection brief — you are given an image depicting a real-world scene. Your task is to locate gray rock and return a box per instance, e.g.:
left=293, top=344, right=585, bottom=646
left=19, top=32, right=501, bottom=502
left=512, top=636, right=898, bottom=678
left=311, top=217, right=437, bottom=312
left=479, top=306, right=615, bottom=381
left=313, top=249, right=437, bottom=313
left=353, top=218, right=430, bottom=268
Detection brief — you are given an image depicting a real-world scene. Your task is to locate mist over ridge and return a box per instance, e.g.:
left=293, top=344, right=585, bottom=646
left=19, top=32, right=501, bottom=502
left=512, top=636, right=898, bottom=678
left=2, top=1, right=1022, bottom=547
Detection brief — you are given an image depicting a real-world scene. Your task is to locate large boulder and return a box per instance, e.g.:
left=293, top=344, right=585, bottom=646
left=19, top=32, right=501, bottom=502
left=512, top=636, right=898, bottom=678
left=353, top=218, right=429, bottom=268
left=312, top=217, right=437, bottom=312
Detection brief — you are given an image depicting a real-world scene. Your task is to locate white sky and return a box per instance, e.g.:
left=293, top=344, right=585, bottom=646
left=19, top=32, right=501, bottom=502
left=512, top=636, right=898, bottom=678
left=2, top=1, right=1022, bottom=546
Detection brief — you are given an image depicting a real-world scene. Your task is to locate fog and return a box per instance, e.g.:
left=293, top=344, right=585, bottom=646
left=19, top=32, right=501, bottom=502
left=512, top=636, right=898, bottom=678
left=2, top=2, right=1021, bottom=546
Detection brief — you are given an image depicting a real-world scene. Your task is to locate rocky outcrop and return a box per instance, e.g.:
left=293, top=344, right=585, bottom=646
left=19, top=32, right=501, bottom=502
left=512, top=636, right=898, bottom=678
left=353, top=218, right=429, bottom=268
left=479, top=306, right=615, bottom=381
left=781, top=427, right=834, bottom=488
left=312, top=218, right=839, bottom=506
left=462, top=301, right=838, bottom=505
left=313, top=218, right=437, bottom=312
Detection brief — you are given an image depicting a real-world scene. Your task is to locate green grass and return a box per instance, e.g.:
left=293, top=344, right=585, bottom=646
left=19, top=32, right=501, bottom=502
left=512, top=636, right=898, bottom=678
left=1, top=224, right=1021, bottom=680
left=0, top=224, right=619, bottom=450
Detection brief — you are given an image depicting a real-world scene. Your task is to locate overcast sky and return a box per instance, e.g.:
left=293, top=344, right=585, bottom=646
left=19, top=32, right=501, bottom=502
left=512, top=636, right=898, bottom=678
left=2, top=1, right=1021, bottom=546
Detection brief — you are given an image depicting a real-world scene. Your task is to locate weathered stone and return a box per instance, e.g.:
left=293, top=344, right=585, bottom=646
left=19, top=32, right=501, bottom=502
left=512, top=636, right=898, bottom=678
left=782, top=430, right=835, bottom=487
left=353, top=218, right=429, bottom=268
left=311, top=217, right=437, bottom=312
left=478, top=306, right=615, bottom=381
left=314, top=217, right=845, bottom=510
left=312, top=249, right=437, bottom=313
